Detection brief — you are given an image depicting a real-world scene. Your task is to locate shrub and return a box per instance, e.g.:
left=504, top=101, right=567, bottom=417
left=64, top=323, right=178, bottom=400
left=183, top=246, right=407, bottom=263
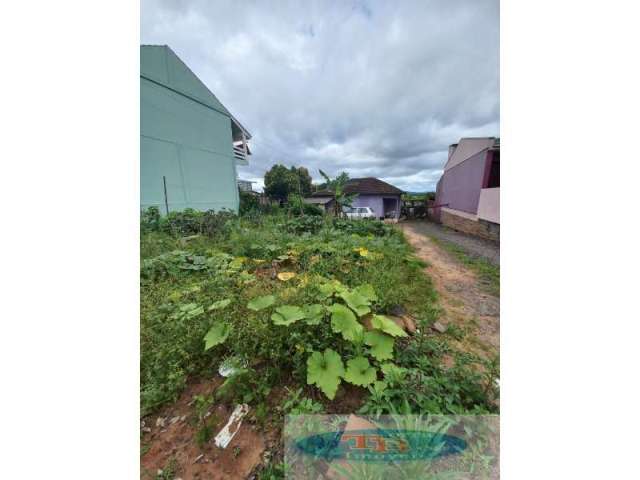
left=283, top=216, right=326, bottom=234
left=239, top=190, right=260, bottom=216
left=140, top=206, right=161, bottom=232
left=153, top=208, right=236, bottom=237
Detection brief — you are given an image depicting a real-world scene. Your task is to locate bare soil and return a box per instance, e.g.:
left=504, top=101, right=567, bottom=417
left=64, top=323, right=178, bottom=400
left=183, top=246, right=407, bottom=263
left=140, top=378, right=279, bottom=480
left=398, top=221, right=499, bottom=359
left=140, top=376, right=366, bottom=479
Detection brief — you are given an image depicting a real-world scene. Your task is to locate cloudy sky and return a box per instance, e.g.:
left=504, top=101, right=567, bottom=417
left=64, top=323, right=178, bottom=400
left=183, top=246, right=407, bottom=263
left=141, top=0, right=499, bottom=192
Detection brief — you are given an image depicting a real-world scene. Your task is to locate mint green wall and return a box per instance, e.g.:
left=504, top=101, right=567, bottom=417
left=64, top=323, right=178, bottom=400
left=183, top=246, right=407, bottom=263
left=140, top=46, right=240, bottom=213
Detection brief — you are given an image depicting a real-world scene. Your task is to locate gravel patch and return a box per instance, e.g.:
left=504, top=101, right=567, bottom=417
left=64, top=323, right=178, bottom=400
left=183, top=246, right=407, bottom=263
left=400, top=220, right=500, bottom=265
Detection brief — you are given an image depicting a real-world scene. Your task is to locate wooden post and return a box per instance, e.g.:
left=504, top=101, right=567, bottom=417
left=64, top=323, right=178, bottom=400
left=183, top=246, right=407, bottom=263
left=163, top=176, right=169, bottom=215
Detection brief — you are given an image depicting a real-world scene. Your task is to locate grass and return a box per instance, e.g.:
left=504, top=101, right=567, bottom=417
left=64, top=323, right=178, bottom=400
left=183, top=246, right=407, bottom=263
left=431, top=237, right=500, bottom=296
left=140, top=211, right=499, bottom=418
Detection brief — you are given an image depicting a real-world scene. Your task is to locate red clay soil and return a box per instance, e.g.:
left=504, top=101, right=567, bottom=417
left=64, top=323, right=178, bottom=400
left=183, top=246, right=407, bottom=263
left=140, top=378, right=276, bottom=480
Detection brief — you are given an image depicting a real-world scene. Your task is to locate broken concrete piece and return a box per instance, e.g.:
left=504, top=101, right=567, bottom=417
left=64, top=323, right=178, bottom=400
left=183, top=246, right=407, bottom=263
left=155, top=417, right=166, bottom=428
left=169, top=416, right=180, bottom=425
left=214, top=404, right=250, bottom=449
left=178, top=234, right=201, bottom=246
left=402, top=315, right=417, bottom=334
left=432, top=321, right=447, bottom=333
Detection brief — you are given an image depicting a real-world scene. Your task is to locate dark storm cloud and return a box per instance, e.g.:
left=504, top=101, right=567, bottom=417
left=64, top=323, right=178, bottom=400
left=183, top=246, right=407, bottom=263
left=141, top=0, right=499, bottom=192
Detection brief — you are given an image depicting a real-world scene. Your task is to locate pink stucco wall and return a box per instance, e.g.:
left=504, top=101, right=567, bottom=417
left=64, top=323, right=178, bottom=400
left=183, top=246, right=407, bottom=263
left=477, top=187, right=500, bottom=224
left=435, top=149, right=489, bottom=215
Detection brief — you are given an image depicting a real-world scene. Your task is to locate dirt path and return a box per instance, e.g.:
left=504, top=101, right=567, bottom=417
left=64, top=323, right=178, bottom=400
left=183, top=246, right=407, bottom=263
left=399, top=221, right=499, bottom=358
left=404, top=220, right=500, bottom=265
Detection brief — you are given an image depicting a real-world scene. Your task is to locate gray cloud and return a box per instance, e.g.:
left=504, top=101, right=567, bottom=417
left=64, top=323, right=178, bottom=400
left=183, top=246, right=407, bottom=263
left=142, top=0, right=499, bottom=192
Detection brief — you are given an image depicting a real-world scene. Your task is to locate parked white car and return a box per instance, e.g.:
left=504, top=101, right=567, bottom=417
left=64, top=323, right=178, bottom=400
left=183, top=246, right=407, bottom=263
left=343, top=206, right=376, bottom=219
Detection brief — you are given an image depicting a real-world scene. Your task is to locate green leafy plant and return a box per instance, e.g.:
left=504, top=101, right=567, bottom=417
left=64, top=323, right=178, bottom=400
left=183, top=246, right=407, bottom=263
left=364, top=331, right=395, bottom=361
left=318, top=170, right=358, bottom=216
left=203, top=322, right=231, bottom=350
left=306, top=349, right=345, bottom=400
left=344, top=356, right=377, bottom=387
left=271, top=305, right=306, bottom=326
left=208, top=298, right=232, bottom=311
left=371, top=314, right=408, bottom=338
left=247, top=295, right=276, bottom=311
left=303, top=304, right=325, bottom=325
left=281, top=388, right=324, bottom=415
left=328, top=303, right=363, bottom=341
left=338, top=290, right=371, bottom=317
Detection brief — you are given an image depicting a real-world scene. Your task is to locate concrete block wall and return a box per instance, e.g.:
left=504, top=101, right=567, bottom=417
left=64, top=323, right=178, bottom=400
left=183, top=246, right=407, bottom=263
left=441, top=210, right=499, bottom=242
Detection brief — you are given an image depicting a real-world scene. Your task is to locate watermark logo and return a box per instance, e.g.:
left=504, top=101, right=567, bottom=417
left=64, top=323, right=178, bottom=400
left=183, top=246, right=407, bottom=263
left=295, top=428, right=467, bottom=462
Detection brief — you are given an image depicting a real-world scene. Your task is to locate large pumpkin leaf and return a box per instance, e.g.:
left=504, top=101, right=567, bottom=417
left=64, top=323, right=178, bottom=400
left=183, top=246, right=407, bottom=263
left=316, top=280, right=346, bottom=300
left=207, top=299, right=232, bottom=311
left=344, top=356, right=377, bottom=387
left=247, top=295, right=276, bottom=311
left=307, top=349, right=345, bottom=400
left=338, top=290, right=371, bottom=317
left=329, top=303, right=363, bottom=341
left=371, top=314, right=408, bottom=338
left=303, top=304, right=325, bottom=325
left=354, top=284, right=378, bottom=303
left=364, top=331, right=394, bottom=361
left=271, top=305, right=306, bottom=326
left=204, top=322, right=231, bottom=350
left=184, top=304, right=204, bottom=318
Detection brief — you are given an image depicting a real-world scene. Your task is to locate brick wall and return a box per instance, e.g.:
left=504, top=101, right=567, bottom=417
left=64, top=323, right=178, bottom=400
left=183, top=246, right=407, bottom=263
left=440, top=210, right=500, bottom=242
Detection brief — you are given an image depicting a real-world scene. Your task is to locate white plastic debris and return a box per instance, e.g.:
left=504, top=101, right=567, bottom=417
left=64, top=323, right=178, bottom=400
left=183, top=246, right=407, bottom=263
left=214, top=404, right=249, bottom=449
left=218, top=356, right=247, bottom=377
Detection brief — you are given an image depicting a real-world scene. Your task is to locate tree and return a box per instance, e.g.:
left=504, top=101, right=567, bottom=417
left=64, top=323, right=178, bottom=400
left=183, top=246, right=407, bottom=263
left=293, top=166, right=313, bottom=197
left=318, top=170, right=358, bottom=216
left=264, top=164, right=313, bottom=201
left=264, top=164, right=294, bottom=201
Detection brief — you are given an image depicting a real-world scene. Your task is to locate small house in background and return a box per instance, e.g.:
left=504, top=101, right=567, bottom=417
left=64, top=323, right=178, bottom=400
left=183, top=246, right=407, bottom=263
left=308, top=177, right=404, bottom=219
left=140, top=45, right=251, bottom=213
left=433, top=137, right=500, bottom=241
left=237, top=179, right=254, bottom=192
left=304, top=196, right=335, bottom=212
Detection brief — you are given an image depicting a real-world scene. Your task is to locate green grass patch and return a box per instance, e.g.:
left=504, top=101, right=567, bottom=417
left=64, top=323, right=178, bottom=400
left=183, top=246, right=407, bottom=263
left=431, top=238, right=500, bottom=296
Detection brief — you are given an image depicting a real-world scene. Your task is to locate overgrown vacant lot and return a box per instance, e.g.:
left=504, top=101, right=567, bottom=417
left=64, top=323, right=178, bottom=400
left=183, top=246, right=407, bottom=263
left=140, top=210, right=499, bottom=476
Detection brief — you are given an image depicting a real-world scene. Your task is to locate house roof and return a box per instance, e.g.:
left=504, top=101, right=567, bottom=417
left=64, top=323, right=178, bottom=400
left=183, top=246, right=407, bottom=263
left=444, top=137, right=498, bottom=171
left=140, top=45, right=251, bottom=139
left=304, top=197, right=334, bottom=205
left=312, top=177, right=403, bottom=197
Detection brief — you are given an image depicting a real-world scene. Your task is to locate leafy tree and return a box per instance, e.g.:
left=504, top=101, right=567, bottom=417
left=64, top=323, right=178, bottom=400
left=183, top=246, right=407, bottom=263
left=264, top=164, right=293, bottom=201
left=293, top=166, right=313, bottom=197
left=318, top=170, right=358, bottom=216
left=264, top=164, right=313, bottom=201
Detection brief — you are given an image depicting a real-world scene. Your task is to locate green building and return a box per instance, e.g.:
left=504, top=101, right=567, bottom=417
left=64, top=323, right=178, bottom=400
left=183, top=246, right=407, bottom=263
left=140, top=45, right=251, bottom=213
